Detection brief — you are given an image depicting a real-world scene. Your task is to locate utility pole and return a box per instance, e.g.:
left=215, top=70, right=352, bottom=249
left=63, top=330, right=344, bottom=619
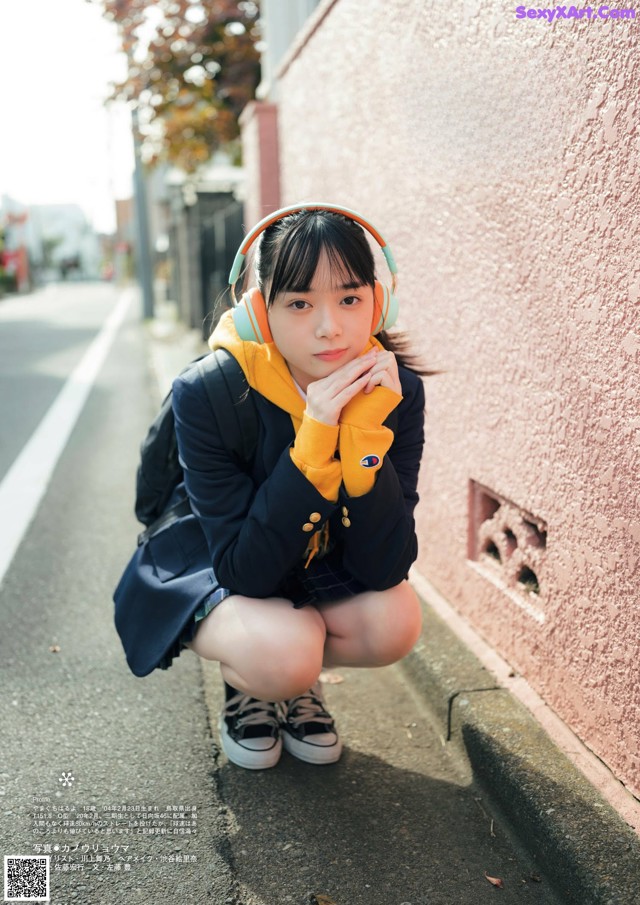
left=131, top=106, right=155, bottom=319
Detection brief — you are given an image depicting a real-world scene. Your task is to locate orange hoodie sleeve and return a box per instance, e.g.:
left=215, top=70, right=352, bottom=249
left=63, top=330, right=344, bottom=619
left=290, top=412, right=342, bottom=502
left=338, top=386, right=403, bottom=497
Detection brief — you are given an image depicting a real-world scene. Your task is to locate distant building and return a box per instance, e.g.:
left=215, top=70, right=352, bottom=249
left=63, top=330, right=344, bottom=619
left=0, top=195, right=31, bottom=291
left=27, top=203, right=101, bottom=281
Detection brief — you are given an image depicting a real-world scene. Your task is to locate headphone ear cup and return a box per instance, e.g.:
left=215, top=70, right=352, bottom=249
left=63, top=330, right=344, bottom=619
left=232, top=288, right=273, bottom=344
left=371, top=280, right=399, bottom=334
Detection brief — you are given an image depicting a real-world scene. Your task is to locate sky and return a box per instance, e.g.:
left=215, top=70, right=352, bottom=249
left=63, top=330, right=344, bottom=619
left=0, top=0, right=135, bottom=234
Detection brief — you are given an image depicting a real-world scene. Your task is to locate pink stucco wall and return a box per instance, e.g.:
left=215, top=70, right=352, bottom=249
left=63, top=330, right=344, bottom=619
left=268, top=0, right=640, bottom=796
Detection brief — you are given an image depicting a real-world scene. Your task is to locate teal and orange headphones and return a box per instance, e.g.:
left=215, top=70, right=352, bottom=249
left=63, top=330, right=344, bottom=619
left=228, top=202, right=399, bottom=344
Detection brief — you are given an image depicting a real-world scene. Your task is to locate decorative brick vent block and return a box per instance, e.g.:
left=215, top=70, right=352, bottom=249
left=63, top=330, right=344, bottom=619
left=468, top=481, right=547, bottom=622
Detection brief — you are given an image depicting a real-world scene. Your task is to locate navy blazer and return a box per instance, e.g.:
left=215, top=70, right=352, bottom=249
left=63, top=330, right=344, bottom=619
left=172, top=362, right=426, bottom=598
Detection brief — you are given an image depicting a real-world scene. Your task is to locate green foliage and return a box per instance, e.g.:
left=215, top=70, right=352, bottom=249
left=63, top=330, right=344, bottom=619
left=100, top=0, right=260, bottom=172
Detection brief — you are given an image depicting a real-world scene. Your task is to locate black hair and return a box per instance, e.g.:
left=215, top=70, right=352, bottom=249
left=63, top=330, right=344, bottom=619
left=251, top=209, right=434, bottom=376
left=256, top=210, right=375, bottom=304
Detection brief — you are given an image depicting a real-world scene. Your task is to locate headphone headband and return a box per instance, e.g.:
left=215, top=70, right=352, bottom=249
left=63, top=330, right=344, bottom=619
left=228, top=202, right=398, bottom=294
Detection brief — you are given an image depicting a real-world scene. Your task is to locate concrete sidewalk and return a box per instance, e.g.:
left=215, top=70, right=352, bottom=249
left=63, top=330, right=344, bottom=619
left=144, top=308, right=640, bottom=905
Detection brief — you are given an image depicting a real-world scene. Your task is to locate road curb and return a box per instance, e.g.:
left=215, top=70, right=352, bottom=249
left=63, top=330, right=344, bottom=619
left=399, top=585, right=640, bottom=905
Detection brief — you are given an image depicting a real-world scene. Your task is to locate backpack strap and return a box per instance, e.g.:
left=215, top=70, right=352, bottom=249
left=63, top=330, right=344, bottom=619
left=136, top=349, right=257, bottom=546
left=196, top=348, right=258, bottom=465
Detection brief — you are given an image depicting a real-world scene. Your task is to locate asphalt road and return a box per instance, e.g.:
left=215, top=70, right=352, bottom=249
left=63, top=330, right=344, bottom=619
left=0, top=283, right=233, bottom=904
left=0, top=282, right=562, bottom=905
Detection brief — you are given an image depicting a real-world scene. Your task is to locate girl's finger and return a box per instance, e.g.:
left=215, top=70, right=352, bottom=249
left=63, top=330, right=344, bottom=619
left=363, top=366, right=390, bottom=388
left=335, top=370, right=375, bottom=404
left=320, top=355, right=376, bottom=394
left=363, top=364, right=401, bottom=394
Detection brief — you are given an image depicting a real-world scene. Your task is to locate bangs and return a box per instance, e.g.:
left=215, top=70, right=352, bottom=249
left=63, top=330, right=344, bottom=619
left=260, top=212, right=375, bottom=305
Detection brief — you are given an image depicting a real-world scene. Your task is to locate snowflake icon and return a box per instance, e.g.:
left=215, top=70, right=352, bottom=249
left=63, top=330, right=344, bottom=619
left=58, top=771, right=75, bottom=787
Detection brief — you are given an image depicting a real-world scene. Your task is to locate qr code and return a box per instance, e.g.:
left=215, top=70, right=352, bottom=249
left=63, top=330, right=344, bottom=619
left=3, top=856, right=50, bottom=901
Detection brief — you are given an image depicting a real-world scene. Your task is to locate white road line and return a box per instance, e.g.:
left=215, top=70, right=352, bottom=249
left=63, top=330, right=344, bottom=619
left=0, top=289, right=133, bottom=588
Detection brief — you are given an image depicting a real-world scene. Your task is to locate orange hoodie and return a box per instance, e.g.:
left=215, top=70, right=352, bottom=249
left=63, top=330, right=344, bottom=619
left=209, top=310, right=402, bottom=502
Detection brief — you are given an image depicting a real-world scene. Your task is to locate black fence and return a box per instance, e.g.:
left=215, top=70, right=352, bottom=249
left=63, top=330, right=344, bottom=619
left=200, top=196, right=245, bottom=337
left=168, top=191, right=245, bottom=338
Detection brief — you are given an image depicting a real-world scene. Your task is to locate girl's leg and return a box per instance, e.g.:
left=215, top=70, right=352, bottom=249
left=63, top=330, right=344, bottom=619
left=317, top=580, right=422, bottom=668
left=185, top=594, right=327, bottom=702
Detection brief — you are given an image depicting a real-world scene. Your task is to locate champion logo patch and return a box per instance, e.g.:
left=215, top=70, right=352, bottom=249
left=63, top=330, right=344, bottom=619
left=360, top=454, right=380, bottom=468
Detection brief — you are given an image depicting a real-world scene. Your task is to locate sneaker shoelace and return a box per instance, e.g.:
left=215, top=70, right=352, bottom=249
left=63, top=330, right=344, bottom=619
left=224, top=692, right=279, bottom=738
left=284, top=685, right=334, bottom=732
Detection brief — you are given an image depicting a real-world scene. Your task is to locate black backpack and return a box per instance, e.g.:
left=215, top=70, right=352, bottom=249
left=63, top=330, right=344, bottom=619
left=135, top=348, right=257, bottom=543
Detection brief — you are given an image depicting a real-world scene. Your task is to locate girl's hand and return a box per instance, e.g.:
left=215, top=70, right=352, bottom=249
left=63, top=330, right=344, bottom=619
left=305, top=350, right=378, bottom=425
left=362, top=349, right=401, bottom=395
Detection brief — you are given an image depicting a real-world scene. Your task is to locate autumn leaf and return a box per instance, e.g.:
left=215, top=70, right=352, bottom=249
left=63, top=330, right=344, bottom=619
left=318, top=672, right=344, bottom=685
left=485, top=872, right=504, bottom=888
left=309, top=895, right=339, bottom=905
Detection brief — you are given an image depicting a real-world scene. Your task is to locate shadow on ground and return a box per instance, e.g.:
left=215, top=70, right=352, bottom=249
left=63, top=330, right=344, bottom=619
left=215, top=718, right=560, bottom=905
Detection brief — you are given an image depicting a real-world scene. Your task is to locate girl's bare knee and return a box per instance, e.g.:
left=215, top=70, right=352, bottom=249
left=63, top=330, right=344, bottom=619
left=188, top=595, right=326, bottom=700
left=243, top=651, right=324, bottom=702
left=227, top=621, right=325, bottom=700
left=365, top=583, right=423, bottom=666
